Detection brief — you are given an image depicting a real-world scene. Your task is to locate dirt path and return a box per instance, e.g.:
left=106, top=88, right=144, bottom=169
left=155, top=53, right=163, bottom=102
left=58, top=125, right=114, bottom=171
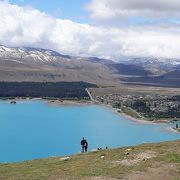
left=85, top=162, right=180, bottom=180
left=123, top=162, right=180, bottom=180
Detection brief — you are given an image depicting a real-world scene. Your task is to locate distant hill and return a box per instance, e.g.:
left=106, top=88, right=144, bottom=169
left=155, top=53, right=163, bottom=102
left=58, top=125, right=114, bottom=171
left=109, top=63, right=152, bottom=76
left=1, top=44, right=180, bottom=88
left=121, top=69, right=180, bottom=88
left=122, top=57, right=180, bottom=70
left=161, top=70, right=180, bottom=79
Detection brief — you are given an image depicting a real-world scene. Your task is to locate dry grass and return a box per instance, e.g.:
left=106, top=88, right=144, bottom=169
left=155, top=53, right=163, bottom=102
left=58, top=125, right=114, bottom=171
left=90, top=85, right=180, bottom=98
left=0, top=140, right=179, bottom=180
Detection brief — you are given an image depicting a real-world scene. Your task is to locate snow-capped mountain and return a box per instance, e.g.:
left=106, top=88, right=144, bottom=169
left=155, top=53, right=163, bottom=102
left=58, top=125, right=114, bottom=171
left=1, top=44, right=180, bottom=68
left=0, top=44, right=119, bottom=85
left=0, top=45, right=74, bottom=65
left=0, top=44, right=180, bottom=87
left=121, top=57, right=180, bottom=69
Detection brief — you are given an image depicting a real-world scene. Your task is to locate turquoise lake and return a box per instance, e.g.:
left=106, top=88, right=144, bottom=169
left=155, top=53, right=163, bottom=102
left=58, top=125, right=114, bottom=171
left=0, top=100, right=179, bottom=162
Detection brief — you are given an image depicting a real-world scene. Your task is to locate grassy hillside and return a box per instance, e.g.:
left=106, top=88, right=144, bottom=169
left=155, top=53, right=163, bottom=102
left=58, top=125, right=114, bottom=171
left=122, top=75, right=180, bottom=88
left=110, top=63, right=152, bottom=76
left=0, top=140, right=179, bottom=180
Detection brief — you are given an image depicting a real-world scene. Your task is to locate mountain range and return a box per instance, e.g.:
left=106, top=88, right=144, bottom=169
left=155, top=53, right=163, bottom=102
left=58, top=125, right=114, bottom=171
left=0, top=44, right=180, bottom=87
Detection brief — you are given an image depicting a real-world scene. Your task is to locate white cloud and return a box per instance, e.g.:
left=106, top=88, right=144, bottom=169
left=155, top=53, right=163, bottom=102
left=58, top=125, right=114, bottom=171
left=86, top=0, right=180, bottom=21
left=0, top=1, right=180, bottom=60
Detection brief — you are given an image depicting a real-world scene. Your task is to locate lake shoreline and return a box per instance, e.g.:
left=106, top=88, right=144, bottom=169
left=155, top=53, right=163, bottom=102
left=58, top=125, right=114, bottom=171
left=45, top=98, right=180, bottom=133
left=101, top=103, right=180, bottom=133
left=46, top=99, right=94, bottom=107
left=1, top=97, right=179, bottom=133
left=97, top=103, right=168, bottom=124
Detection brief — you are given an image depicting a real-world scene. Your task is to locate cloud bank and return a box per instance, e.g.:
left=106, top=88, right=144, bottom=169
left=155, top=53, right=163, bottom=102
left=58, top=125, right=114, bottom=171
left=86, top=0, right=180, bottom=21
left=0, top=1, right=180, bottom=60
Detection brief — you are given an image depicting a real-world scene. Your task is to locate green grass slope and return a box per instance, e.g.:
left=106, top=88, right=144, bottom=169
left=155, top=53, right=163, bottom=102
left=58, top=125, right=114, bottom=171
left=0, top=140, right=179, bottom=180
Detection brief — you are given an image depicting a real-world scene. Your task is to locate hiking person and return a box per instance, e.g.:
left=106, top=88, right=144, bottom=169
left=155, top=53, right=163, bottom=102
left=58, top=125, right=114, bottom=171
left=81, top=137, right=88, bottom=153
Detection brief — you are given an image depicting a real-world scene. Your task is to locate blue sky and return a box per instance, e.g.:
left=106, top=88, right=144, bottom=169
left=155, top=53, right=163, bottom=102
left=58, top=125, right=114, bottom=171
left=9, top=0, right=90, bottom=22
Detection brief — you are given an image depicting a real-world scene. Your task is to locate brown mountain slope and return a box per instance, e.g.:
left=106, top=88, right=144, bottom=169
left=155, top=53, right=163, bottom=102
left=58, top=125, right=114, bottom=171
left=0, top=58, right=120, bottom=86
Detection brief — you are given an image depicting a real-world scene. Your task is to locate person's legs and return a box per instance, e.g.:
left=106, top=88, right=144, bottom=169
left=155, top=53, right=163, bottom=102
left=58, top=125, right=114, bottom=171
left=85, top=146, right=87, bottom=152
left=82, top=146, right=85, bottom=153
